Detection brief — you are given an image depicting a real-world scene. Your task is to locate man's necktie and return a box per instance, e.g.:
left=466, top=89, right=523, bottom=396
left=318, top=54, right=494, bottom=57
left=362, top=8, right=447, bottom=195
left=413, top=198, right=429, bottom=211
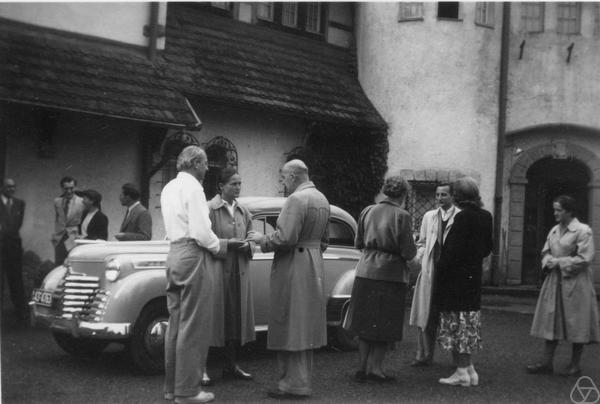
left=63, top=197, right=69, bottom=218
left=121, top=209, right=129, bottom=231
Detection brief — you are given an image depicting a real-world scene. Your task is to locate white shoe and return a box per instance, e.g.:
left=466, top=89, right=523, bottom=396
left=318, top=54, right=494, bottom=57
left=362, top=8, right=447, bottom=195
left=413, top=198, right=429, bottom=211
left=439, top=368, right=471, bottom=387
left=174, top=391, right=215, bottom=404
left=467, top=364, right=479, bottom=386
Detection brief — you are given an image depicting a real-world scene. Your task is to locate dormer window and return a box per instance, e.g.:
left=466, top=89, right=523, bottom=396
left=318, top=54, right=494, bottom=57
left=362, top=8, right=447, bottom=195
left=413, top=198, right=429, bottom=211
left=257, top=2, right=274, bottom=21
left=282, top=3, right=298, bottom=28
left=255, top=3, right=325, bottom=36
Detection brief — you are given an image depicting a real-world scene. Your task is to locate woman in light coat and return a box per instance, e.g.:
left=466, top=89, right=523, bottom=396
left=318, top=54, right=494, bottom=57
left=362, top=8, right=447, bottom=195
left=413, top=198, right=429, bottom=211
left=202, top=167, right=255, bottom=385
left=527, top=195, right=599, bottom=377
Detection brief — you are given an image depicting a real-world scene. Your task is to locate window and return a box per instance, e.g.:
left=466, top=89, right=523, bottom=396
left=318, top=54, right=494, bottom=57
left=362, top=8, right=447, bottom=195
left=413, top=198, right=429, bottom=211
left=406, top=182, right=439, bottom=235
left=282, top=3, right=298, bottom=28
left=398, top=2, right=424, bottom=21
left=256, top=3, right=324, bottom=35
left=557, top=2, right=581, bottom=34
left=252, top=217, right=276, bottom=235
left=328, top=220, right=355, bottom=247
left=475, top=2, right=495, bottom=27
left=521, top=2, right=545, bottom=33
left=257, top=2, right=274, bottom=21
left=438, top=2, right=460, bottom=19
left=305, top=3, right=322, bottom=33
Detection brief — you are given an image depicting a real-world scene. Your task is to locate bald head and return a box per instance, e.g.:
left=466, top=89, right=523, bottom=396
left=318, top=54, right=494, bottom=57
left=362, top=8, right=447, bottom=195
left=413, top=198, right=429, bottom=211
left=280, top=159, right=309, bottom=195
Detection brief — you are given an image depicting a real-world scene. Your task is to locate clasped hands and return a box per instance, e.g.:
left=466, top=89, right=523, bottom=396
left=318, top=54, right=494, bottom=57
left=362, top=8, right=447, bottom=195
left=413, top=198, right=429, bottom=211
left=227, top=231, right=264, bottom=250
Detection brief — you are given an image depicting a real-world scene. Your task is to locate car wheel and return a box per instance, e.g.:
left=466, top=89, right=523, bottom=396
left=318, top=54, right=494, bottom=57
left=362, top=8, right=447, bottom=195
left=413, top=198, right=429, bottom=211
left=52, top=332, right=109, bottom=357
left=130, top=299, right=168, bottom=375
left=334, top=304, right=358, bottom=351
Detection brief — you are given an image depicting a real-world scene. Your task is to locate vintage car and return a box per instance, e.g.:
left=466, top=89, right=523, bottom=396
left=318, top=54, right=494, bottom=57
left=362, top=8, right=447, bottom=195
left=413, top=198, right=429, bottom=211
left=30, top=197, right=360, bottom=374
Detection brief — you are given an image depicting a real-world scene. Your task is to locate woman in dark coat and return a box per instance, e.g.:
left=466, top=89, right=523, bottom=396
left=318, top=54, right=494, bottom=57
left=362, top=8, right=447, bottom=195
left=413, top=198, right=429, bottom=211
left=434, top=177, right=492, bottom=387
left=344, top=175, right=417, bottom=382
left=78, top=189, right=108, bottom=240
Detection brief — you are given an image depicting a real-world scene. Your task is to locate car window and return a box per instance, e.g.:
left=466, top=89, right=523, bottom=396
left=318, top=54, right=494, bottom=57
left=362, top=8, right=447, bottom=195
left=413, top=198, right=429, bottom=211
left=251, top=217, right=275, bottom=234
left=328, top=219, right=355, bottom=247
left=252, top=215, right=354, bottom=247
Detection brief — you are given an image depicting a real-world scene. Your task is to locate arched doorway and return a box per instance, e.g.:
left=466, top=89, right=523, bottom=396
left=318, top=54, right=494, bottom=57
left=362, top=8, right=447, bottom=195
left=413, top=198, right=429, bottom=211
left=521, top=157, right=590, bottom=284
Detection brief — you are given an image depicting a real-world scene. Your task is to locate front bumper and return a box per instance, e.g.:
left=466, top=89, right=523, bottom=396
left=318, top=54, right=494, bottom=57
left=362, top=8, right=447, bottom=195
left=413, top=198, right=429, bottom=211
left=30, top=301, right=131, bottom=339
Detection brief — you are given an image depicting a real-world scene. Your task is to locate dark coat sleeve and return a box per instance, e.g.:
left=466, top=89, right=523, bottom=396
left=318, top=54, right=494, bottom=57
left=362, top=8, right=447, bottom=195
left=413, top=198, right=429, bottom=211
left=86, top=212, right=108, bottom=240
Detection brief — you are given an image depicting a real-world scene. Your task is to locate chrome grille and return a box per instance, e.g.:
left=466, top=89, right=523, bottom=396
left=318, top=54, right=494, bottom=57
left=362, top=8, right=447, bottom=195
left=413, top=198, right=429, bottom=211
left=56, top=273, right=105, bottom=321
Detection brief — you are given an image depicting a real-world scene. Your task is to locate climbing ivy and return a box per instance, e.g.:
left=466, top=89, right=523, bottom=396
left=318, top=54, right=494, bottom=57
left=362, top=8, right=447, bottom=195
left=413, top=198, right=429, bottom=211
left=302, top=122, right=389, bottom=219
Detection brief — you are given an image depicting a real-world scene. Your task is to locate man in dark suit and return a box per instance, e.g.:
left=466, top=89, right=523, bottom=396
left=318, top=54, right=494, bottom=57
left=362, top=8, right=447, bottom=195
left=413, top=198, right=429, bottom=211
left=115, top=183, right=152, bottom=241
left=0, top=178, right=28, bottom=318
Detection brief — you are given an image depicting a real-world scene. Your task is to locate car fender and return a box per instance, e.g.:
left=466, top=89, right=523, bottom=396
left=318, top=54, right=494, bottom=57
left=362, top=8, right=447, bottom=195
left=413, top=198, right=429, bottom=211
left=40, top=265, right=68, bottom=291
left=329, top=268, right=356, bottom=298
left=100, top=269, right=166, bottom=325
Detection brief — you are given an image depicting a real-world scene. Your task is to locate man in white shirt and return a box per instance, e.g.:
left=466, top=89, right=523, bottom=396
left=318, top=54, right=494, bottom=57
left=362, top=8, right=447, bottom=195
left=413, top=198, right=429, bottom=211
left=409, top=183, right=459, bottom=366
left=161, top=146, right=243, bottom=404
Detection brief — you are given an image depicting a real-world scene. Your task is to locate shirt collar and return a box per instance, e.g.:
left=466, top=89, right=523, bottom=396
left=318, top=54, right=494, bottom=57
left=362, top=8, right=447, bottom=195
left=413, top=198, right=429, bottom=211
left=292, top=181, right=315, bottom=194
left=1, top=195, right=9, bottom=205
left=567, top=218, right=581, bottom=232
left=128, top=201, right=141, bottom=213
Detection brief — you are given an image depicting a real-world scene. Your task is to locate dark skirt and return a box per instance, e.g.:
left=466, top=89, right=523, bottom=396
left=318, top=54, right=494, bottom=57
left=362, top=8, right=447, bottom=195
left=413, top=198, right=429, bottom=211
left=344, top=277, right=407, bottom=342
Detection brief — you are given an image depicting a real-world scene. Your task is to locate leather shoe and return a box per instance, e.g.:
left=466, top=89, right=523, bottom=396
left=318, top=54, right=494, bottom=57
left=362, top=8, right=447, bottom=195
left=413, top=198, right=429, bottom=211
left=526, top=363, right=553, bottom=375
left=410, top=359, right=432, bottom=367
left=200, top=375, right=213, bottom=387
left=367, top=373, right=396, bottom=383
left=164, top=392, right=174, bottom=401
left=266, top=389, right=308, bottom=400
left=223, top=366, right=253, bottom=380
left=559, top=367, right=582, bottom=377
left=174, top=391, right=215, bottom=404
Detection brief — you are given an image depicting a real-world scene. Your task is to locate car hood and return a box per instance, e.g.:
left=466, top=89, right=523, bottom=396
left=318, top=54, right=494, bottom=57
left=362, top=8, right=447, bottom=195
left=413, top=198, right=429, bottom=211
left=67, top=241, right=170, bottom=262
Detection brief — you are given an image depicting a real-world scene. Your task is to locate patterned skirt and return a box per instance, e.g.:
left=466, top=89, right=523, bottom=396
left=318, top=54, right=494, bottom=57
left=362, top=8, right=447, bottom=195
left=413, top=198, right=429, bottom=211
left=438, top=311, right=482, bottom=354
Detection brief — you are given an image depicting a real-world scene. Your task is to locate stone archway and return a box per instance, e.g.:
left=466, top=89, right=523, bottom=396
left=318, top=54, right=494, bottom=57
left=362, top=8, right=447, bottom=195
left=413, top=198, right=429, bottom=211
left=506, top=142, right=600, bottom=285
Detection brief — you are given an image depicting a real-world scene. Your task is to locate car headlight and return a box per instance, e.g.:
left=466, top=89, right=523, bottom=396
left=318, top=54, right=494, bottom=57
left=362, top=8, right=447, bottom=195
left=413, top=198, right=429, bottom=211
left=105, top=259, right=121, bottom=282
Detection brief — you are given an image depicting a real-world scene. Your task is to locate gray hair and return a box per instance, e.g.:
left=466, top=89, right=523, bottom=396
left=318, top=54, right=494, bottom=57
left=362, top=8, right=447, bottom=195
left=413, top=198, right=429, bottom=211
left=381, top=175, right=410, bottom=199
left=284, top=159, right=309, bottom=178
left=176, top=146, right=206, bottom=171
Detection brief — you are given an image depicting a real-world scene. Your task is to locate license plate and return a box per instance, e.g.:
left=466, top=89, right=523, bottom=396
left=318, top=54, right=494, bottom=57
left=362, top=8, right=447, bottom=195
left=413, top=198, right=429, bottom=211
left=31, top=289, right=53, bottom=307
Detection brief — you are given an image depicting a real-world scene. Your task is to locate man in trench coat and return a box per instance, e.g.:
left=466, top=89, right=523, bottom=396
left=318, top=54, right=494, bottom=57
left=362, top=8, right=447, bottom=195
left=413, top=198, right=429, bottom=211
left=409, top=183, right=459, bottom=366
left=249, top=159, right=330, bottom=399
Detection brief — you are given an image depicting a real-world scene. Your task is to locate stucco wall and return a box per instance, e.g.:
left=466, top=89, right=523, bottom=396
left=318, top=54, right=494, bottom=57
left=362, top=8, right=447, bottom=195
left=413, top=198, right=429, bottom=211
left=0, top=2, right=166, bottom=49
left=507, top=2, right=600, bottom=132
left=355, top=2, right=501, bottom=209
left=2, top=105, right=142, bottom=262
left=148, top=102, right=305, bottom=240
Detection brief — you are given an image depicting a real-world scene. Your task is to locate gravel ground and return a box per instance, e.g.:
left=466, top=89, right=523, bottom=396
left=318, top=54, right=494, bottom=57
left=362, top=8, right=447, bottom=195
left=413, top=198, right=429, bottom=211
left=2, top=306, right=599, bottom=404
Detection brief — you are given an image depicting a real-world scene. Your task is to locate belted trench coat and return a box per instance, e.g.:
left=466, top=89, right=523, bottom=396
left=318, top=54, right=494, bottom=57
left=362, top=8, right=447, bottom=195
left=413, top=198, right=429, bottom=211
left=530, top=218, right=600, bottom=343
left=260, top=181, right=330, bottom=351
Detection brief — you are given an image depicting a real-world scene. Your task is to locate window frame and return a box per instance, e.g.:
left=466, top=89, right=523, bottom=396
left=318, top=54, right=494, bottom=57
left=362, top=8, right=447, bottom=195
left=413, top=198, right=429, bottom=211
left=475, top=2, right=495, bottom=28
left=556, top=2, right=581, bottom=35
left=256, top=2, right=274, bottom=22
left=281, top=2, right=299, bottom=28
left=521, top=2, right=545, bottom=34
left=398, top=2, right=424, bottom=22
left=255, top=2, right=326, bottom=39
left=437, top=2, right=462, bottom=21
left=305, top=2, right=322, bottom=34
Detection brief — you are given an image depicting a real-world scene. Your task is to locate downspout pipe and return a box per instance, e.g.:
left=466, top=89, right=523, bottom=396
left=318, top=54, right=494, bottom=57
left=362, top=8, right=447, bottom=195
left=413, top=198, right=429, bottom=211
left=147, top=2, right=160, bottom=62
left=491, top=3, right=511, bottom=286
